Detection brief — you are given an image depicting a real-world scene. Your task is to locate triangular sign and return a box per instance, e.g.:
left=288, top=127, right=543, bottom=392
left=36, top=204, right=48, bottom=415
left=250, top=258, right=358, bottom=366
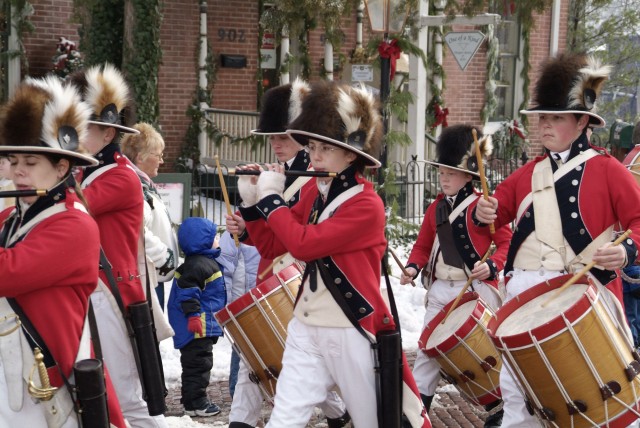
left=444, top=31, right=485, bottom=71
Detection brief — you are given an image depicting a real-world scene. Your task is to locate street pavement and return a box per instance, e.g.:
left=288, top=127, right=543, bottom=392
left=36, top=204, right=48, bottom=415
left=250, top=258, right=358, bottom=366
left=165, top=351, right=495, bottom=427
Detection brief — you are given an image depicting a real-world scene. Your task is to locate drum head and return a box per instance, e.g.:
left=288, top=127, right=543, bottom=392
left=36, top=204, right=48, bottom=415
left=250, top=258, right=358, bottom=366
left=426, top=300, right=477, bottom=350
left=496, top=283, right=588, bottom=337
left=488, top=274, right=595, bottom=348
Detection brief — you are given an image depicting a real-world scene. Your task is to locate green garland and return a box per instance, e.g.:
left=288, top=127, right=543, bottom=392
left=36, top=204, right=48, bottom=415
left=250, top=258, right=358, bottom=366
left=425, top=28, right=446, bottom=131
left=260, top=0, right=363, bottom=81
left=74, top=0, right=124, bottom=67
left=178, top=31, right=263, bottom=173
left=177, top=34, right=217, bottom=172
left=122, top=0, right=162, bottom=125
left=480, top=23, right=498, bottom=123
left=0, top=0, right=35, bottom=74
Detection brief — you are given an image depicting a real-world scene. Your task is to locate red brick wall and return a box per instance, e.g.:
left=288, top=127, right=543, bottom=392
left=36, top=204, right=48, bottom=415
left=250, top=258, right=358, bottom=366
left=23, top=0, right=80, bottom=78
left=444, top=25, right=489, bottom=131
left=524, top=1, right=571, bottom=157
left=158, top=0, right=199, bottom=170
left=20, top=0, right=569, bottom=169
left=208, top=1, right=260, bottom=110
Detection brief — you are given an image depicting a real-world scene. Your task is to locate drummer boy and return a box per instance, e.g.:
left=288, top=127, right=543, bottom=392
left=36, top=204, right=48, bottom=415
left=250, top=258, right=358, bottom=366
left=474, top=53, right=640, bottom=427
left=400, top=124, right=512, bottom=426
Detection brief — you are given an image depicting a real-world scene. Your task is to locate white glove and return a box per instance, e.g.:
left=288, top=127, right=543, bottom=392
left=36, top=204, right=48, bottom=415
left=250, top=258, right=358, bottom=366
left=237, top=175, right=258, bottom=206
left=257, top=170, right=286, bottom=200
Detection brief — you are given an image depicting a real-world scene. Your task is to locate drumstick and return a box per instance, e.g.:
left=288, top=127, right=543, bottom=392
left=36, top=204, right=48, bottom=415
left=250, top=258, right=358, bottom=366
left=258, top=253, right=287, bottom=280
left=215, top=155, right=239, bottom=247
left=473, top=129, right=495, bottom=235
left=441, top=246, right=492, bottom=325
left=388, top=248, right=417, bottom=287
left=541, top=229, right=632, bottom=308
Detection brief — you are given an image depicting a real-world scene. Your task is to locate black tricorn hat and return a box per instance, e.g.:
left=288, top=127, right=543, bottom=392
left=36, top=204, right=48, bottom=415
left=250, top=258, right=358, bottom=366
left=286, top=81, right=383, bottom=168
left=252, top=78, right=310, bottom=135
left=521, top=53, right=611, bottom=128
left=425, top=124, right=492, bottom=177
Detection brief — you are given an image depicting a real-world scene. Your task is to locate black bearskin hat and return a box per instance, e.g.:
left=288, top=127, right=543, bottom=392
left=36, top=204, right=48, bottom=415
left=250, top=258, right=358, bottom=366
left=521, top=53, right=611, bottom=128
left=0, top=76, right=97, bottom=166
left=287, top=81, right=383, bottom=168
left=425, top=124, right=492, bottom=177
left=252, top=78, right=310, bottom=135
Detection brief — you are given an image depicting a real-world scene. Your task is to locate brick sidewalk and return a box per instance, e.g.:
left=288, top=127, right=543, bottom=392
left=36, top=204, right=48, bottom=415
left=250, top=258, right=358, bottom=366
left=165, top=351, right=494, bottom=427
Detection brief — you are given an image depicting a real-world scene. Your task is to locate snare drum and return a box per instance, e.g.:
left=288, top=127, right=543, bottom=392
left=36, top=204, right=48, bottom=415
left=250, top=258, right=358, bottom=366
left=214, top=263, right=302, bottom=399
left=623, top=144, right=640, bottom=187
left=488, top=274, right=640, bottom=428
left=418, top=292, right=502, bottom=406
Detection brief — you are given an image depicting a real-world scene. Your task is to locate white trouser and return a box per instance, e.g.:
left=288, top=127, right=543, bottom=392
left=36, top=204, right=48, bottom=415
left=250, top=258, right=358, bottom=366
left=228, top=359, right=264, bottom=426
left=265, top=318, right=375, bottom=428
left=229, top=359, right=347, bottom=425
left=92, top=290, right=167, bottom=428
left=413, top=278, right=501, bottom=397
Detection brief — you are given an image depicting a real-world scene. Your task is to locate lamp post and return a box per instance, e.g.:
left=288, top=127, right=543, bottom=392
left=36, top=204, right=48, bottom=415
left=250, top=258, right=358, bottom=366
left=363, top=0, right=408, bottom=202
left=363, top=3, right=408, bottom=428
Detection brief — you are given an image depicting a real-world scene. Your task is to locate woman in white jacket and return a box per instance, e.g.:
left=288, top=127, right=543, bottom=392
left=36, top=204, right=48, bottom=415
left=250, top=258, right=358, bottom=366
left=121, top=122, right=179, bottom=310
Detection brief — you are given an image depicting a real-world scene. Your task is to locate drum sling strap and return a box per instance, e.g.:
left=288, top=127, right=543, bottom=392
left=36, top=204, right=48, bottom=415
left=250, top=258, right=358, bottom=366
left=424, top=195, right=476, bottom=289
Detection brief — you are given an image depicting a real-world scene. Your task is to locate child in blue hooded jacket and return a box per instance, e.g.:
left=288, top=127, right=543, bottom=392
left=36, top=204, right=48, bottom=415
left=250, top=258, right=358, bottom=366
left=168, top=217, right=227, bottom=417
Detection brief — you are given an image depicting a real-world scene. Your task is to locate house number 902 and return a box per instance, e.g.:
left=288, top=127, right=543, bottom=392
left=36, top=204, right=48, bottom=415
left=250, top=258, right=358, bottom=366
left=218, top=29, right=246, bottom=43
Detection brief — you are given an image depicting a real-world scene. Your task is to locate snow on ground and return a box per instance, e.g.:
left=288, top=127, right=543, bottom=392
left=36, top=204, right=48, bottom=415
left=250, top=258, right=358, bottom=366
left=162, top=197, right=425, bottom=426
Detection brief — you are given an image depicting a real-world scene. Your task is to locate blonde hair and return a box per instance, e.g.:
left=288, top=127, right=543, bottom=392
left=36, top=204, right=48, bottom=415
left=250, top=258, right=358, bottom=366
left=120, top=122, right=165, bottom=163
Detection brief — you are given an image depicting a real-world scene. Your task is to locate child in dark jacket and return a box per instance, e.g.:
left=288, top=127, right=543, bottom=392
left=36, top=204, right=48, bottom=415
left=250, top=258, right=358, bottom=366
left=168, top=217, right=227, bottom=417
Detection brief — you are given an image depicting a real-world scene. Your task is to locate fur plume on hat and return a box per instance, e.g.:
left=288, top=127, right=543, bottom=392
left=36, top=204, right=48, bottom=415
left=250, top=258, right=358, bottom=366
left=523, top=53, right=611, bottom=127
left=253, top=78, right=311, bottom=135
left=38, top=76, right=92, bottom=151
left=337, top=84, right=383, bottom=159
left=459, top=135, right=492, bottom=175
left=84, top=63, right=131, bottom=116
left=428, top=124, right=489, bottom=176
left=568, top=56, right=611, bottom=111
left=287, top=81, right=382, bottom=167
left=0, top=76, right=96, bottom=165
left=288, top=78, right=310, bottom=125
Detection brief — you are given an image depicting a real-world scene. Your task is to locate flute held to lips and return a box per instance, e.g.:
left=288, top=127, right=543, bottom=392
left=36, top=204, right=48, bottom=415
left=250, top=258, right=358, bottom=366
left=229, top=169, right=337, bottom=178
left=0, top=189, right=48, bottom=198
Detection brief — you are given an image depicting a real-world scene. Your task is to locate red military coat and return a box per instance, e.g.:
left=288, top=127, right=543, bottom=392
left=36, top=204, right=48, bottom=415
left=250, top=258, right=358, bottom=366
left=408, top=186, right=512, bottom=290
left=0, top=189, right=126, bottom=427
left=241, top=177, right=315, bottom=278
left=80, top=150, right=146, bottom=307
left=487, top=142, right=640, bottom=302
left=242, top=170, right=431, bottom=427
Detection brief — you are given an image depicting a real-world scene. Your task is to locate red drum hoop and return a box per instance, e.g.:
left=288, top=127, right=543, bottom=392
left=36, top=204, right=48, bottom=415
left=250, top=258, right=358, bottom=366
left=418, top=292, right=502, bottom=406
left=488, top=274, right=640, bottom=428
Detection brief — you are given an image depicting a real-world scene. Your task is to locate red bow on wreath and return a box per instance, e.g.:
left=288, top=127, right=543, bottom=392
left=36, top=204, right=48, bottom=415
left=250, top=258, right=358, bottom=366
left=508, top=119, right=526, bottom=139
left=432, top=102, right=449, bottom=129
left=378, top=39, right=401, bottom=80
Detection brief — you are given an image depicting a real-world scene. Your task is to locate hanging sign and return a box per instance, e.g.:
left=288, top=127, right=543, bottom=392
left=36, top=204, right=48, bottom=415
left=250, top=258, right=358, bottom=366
left=444, top=31, right=485, bottom=71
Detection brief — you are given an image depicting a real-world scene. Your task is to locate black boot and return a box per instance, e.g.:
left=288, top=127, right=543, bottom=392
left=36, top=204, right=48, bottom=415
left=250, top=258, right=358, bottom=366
left=327, top=410, right=351, bottom=428
left=421, top=394, right=434, bottom=412
left=228, top=423, right=254, bottom=428
left=483, top=400, right=504, bottom=428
